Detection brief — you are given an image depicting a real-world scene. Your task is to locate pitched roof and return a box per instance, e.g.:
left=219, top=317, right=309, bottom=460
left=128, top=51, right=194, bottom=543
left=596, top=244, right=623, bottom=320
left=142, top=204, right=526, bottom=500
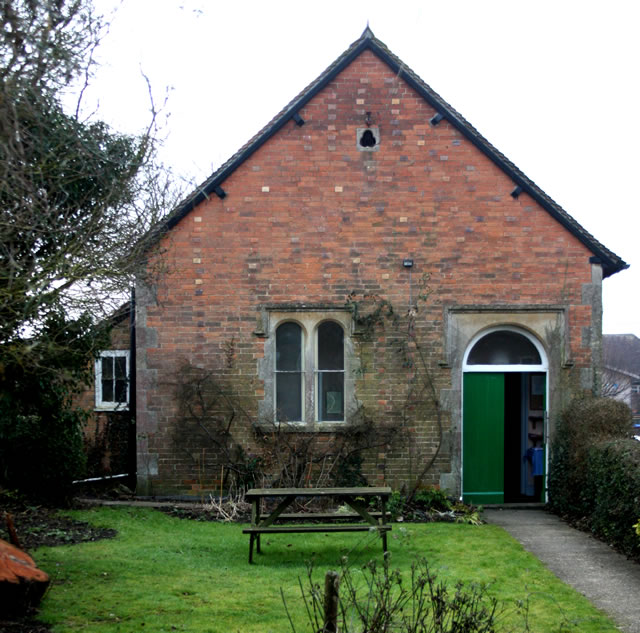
left=162, top=28, right=628, bottom=278
left=603, top=334, right=640, bottom=379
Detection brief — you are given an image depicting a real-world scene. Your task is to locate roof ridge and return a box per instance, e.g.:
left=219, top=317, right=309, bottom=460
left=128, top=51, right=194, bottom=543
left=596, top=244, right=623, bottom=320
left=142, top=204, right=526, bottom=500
left=361, top=25, right=375, bottom=39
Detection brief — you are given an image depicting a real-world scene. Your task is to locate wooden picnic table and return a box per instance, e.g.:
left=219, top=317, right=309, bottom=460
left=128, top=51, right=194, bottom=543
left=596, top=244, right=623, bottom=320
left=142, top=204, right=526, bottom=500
left=242, top=486, right=392, bottom=563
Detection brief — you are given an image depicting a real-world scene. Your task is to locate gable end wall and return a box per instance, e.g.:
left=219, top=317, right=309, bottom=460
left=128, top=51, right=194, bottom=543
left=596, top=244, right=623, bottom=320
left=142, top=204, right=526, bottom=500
left=136, top=50, right=600, bottom=497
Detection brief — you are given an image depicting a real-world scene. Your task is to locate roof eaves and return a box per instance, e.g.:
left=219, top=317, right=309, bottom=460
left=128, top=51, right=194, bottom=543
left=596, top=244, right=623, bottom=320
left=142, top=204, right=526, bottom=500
left=363, top=37, right=628, bottom=278
left=163, top=33, right=375, bottom=232
left=603, top=365, right=640, bottom=381
left=160, top=29, right=628, bottom=278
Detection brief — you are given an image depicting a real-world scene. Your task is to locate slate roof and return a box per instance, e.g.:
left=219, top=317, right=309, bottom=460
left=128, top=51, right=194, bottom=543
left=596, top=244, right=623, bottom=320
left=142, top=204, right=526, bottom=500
left=161, top=28, right=628, bottom=279
left=603, top=334, right=640, bottom=379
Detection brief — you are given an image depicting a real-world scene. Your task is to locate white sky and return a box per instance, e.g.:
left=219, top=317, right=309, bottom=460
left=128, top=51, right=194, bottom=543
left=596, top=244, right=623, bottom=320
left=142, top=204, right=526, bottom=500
left=88, top=0, right=639, bottom=337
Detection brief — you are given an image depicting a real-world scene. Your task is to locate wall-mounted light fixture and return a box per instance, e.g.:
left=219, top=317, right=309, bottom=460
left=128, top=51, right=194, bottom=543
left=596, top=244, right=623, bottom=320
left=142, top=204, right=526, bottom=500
left=404, top=259, right=414, bottom=307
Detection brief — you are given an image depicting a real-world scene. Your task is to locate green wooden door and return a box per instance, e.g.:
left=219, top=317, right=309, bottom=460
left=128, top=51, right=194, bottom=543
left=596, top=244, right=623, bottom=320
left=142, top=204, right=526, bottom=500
left=463, top=373, right=505, bottom=504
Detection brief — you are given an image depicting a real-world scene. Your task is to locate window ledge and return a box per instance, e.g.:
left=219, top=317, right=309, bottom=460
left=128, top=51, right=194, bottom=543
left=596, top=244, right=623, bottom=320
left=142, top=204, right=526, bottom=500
left=254, top=421, right=350, bottom=434
left=94, top=405, right=130, bottom=413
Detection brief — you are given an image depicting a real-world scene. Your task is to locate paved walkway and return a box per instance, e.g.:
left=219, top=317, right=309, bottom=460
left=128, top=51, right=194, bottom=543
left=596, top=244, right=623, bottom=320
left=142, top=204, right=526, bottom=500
left=483, top=507, right=640, bottom=633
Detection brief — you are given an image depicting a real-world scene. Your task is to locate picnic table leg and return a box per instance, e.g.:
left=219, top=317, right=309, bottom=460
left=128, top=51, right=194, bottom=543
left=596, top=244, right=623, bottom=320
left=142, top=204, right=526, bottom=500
left=380, top=496, right=388, bottom=526
left=380, top=495, right=389, bottom=553
left=250, top=498, right=262, bottom=557
left=249, top=498, right=261, bottom=563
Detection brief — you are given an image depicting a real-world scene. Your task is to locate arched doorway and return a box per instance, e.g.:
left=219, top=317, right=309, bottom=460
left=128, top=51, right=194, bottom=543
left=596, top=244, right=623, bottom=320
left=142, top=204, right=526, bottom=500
left=462, top=327, right=548, bottom=504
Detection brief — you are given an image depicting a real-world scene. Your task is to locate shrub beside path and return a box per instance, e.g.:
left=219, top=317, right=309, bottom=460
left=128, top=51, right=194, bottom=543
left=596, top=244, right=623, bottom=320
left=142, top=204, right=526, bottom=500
left=484, top=507, right=640, bottom=633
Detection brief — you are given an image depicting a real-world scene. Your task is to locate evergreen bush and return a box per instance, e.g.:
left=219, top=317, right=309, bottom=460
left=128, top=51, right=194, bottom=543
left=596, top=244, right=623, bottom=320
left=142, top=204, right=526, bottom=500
left=586, top=439, right=640, bottom=558
left=0, top=312, right=109, bottom=502
left=548, top=396, right=639, bottom=558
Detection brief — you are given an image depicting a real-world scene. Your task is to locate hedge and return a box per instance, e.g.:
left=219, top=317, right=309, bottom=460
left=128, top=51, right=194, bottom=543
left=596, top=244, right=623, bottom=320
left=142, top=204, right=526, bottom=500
left=548, top=397, right=640, bottom=559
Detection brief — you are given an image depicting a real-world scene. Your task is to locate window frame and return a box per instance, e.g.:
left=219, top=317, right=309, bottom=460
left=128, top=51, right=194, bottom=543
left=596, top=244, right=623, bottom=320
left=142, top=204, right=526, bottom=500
left=264, top=309, right=354, bottom=429
left=463, top=325, right=548, bottom=373
left=95, top=350, right=130, bottom=411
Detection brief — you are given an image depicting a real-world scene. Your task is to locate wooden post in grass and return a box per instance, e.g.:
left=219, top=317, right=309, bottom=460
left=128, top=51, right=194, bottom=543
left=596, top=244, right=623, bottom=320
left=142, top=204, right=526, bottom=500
left=323, top=570, right=340, bottom=633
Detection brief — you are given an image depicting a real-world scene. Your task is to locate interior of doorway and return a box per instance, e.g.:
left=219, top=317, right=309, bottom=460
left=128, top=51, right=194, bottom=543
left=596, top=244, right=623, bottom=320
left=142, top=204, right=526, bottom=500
left=504, top=372, right=545, bottom=503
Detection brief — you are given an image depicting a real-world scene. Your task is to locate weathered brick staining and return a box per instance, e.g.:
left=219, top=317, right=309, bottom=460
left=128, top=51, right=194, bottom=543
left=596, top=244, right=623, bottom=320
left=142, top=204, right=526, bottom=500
left=136, top=49, right=603, bottom=497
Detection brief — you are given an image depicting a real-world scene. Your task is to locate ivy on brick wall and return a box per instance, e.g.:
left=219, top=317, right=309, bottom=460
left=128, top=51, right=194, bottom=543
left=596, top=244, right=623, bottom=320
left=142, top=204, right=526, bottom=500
left=171, top=361, right=404, bottom=493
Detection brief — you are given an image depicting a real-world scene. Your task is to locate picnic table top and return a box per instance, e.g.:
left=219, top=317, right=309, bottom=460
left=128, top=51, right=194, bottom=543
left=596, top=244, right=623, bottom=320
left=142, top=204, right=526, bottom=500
left=245, top=486, right=392, bottom=498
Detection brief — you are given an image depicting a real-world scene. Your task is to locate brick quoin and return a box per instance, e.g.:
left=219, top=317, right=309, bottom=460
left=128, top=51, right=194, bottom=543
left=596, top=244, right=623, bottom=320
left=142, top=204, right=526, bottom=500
left=134, top=35, right=626, bottom=499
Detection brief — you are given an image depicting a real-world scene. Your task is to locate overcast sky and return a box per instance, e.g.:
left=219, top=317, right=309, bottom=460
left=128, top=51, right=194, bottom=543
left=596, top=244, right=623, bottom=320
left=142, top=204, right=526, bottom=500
left=89, top=0, right=639, bottom=336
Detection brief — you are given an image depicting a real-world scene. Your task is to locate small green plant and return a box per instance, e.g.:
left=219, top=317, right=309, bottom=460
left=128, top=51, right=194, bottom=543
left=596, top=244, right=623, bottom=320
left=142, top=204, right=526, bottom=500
left=633, top=519, right=640, bottom=538
left=386, top=490, right=406, bottom=520
left=454, top=505, right=483, bottom=526
left=385, top=488, right=482, bottom=524
left=413, top=487, right=453, bottom=512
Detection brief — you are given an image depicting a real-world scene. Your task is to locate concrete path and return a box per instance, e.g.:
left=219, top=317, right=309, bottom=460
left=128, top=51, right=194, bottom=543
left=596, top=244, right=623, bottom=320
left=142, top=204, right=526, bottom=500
left=483, top=507, right=640, bottom=633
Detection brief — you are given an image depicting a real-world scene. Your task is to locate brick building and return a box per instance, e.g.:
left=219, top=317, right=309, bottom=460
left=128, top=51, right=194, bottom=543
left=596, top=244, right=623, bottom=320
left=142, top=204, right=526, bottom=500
left=127, top=29, right=627, bottom=501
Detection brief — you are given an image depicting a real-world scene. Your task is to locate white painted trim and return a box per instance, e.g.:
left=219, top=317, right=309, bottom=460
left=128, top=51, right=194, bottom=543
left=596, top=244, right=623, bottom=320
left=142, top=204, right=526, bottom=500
left=461, top=326, right=549, bottom=503
left=462, top=325, right=548, bottom=371
left=95, top=350, right=130, bottom=411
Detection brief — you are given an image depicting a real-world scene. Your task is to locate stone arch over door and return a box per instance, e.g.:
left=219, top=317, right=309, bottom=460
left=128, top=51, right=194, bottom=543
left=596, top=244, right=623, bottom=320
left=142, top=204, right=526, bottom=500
left=438, top=307, right=566, bottom=499
left=462, top=326, right=548, bottom=504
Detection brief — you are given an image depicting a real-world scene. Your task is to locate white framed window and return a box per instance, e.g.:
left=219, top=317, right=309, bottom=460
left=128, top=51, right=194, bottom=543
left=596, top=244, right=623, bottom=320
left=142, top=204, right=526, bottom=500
left=463, top=326, right=548, bottom=372
left=267, top=310, right=352, bottom=426
left=95, top=350, right=130, bottom=411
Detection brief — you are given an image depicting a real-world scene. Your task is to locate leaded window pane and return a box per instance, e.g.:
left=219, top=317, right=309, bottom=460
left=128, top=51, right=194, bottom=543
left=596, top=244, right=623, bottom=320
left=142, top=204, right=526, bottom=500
left=276, top=372, right=302, bottom=421
left=318, top=321, right=344, bottom=370
left=468, top=331, right=542, bottom=365
left=276, top=322, right=303, bottom=421
left=318, top=321, right=344, bottom=421
left=318, top=371, right=344, bottom=421
left=276, top=322, right=302, bottom=371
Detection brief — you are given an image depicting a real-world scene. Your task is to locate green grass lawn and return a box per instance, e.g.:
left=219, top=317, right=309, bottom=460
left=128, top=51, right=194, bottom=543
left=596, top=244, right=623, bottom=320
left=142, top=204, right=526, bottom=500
left=33, top=506, right=617, bottom=633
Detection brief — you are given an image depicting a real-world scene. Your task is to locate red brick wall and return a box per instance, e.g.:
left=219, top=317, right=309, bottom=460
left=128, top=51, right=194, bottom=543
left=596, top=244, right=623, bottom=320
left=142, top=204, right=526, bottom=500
left=137, top=50, right=597, bottom=496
